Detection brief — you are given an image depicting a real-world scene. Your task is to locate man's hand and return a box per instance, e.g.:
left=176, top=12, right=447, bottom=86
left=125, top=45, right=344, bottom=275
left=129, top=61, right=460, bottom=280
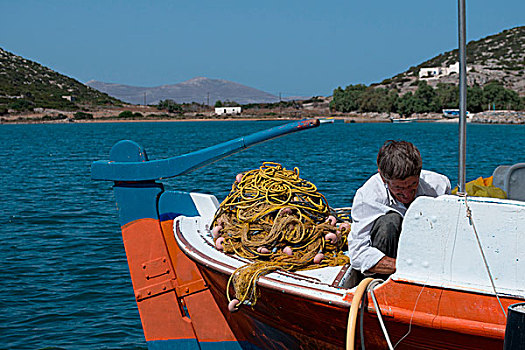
left=368, top=256, right=396, bottom=275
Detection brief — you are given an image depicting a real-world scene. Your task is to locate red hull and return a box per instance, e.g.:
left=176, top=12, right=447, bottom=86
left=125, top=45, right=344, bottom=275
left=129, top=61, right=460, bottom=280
left=174, top=218, right=520, bottom=349
left=197, top=260, right=512, bottom=350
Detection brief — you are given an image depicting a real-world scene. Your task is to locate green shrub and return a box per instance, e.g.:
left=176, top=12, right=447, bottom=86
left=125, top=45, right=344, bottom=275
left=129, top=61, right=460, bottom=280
left=157, top=100, right=183, bottom=113
left=8, top=99, right=34, bottom=111
left=118, top=110, right=134, bottom=118
left=74, top=111, right=93, bottom=119
left=41, top=114, right=68, bottom=121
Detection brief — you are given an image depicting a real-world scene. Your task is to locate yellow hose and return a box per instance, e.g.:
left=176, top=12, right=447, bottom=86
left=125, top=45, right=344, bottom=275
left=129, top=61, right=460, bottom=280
left=346, top=277, right=374, bottom=350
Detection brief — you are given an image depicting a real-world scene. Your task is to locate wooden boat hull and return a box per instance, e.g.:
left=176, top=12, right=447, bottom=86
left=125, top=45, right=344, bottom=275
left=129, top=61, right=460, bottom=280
left=194, top=259, right=511, bottom=349
left=211, top=269, right=525, bottom=348
left=176, top=217, right=518, bottom=350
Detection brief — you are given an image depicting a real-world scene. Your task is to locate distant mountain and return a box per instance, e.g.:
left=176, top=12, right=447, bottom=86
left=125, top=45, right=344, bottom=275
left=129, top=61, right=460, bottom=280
left=86, top=77, right=280, bottom=105
left=0, top=47, right=121, bottom=113
left=373, top=26, right=525, bottom=96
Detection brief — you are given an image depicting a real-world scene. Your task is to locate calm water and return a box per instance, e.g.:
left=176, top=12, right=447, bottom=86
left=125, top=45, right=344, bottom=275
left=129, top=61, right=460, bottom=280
left=1, top=120, right=523, bottom=349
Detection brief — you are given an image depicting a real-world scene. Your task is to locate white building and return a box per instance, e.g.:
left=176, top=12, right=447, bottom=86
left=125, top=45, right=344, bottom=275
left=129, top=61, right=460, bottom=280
left=419, top=62, right=466, bottom=79
left=215, top=107, right=241, bottom=116
left=61, top=95, right=75, bottom=102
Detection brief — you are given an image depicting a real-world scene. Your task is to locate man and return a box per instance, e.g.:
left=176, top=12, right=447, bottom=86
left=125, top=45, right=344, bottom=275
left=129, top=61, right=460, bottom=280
left=346, top=140, right=451, bottom=287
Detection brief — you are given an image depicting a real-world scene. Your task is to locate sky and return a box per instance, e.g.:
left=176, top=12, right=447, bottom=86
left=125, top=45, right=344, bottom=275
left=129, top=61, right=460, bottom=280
left=1, top=0, right=523, bottom=98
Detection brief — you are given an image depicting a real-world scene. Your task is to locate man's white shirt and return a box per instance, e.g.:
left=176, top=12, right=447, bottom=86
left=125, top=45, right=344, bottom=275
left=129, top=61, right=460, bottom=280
left=348, top=170, right=451, bottom=273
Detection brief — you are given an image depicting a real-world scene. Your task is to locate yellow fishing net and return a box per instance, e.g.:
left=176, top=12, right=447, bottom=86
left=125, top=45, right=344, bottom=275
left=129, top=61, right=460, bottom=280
left=211, top=162, right=350, bottom=310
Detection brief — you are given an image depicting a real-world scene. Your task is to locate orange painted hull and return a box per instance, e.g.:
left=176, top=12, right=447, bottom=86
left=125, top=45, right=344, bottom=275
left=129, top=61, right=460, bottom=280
left=119, top=211, right=521, bottom=349
left=120, top=217, right=242, bottom=347
left=197, top=264, right=517, bottom=349
left=173, top=218, right=519, bottom=349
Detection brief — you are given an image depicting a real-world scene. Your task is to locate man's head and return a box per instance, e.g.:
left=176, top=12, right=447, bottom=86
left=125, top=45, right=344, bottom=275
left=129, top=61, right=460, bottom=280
left=377, top=140, right=422, bottom=205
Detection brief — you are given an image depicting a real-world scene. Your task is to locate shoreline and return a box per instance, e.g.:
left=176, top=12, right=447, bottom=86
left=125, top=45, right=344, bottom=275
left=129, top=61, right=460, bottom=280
left=2, top=117, right=524, bottom=125
left=0, top=116, right=305, bottom=125
left=1, top=110, right=523, bottom=125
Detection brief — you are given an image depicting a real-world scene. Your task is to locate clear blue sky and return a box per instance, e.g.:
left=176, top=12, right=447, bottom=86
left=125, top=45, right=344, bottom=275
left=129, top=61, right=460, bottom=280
left=1, top=0, right=523, bottom=97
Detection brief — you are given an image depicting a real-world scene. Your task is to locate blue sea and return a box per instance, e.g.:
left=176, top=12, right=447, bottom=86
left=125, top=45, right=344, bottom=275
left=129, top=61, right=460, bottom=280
left=1, top=120, right=523, bottom=349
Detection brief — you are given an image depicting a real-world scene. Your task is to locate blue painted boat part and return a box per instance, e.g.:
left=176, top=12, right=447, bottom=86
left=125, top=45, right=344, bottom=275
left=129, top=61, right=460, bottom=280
left=91, top=119, right=320, bottom=182
left=158, top=191, right=200, bottom=222
left=114, top=183, right=164, bottom=226
left=147, top=339, right=251, bottom=350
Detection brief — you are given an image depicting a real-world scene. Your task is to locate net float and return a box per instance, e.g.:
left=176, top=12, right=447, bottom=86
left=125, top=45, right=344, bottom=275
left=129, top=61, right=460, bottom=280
left=212, top=225, right=223, bottom=239
left=325, top=232, right=338, bottom=244
left=325, top=215, right=337, bottom=226
left=257, top=247, right=270, bottom=254
left=283, top=246, right=293, bottom=255
left=228, top=299, right=240, bottom=312
left=215, top=237, right=225, bottom=250
left=313, top=252, right=324, bottom=264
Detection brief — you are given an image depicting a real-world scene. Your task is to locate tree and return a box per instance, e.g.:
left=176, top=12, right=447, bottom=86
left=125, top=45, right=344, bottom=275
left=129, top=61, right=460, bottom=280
left=118, top=111, right=134, bottom=118
left=433, top=83, right=458, bottom=110
left=330, top=79, right=523, bottom=115
left=483, top=81, right=507, bottom=110
left=396, top=92, right=417, bottom=117
left=222, top=100, right=241, bottom=107
left=502, top=89, right=522, bottom=110
left=157, top=99, right=182, bottom=114
left=8, top=98, right=34, bottom=112
left=329, top=84, right=367, bottom=112
left=73, top=111, right=93, bottom=120
left=357, top=88, right=397, bottom=113
left=467, top=85, right=484, bottom=112
left=413, top=81, right=437, bottom=112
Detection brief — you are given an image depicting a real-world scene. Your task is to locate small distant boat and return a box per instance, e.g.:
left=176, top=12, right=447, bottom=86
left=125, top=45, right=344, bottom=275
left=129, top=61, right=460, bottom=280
left=443, top=109, right=470, bottom=119
left=319, top=117, right=335, bottom=124
left=391, top=117, right=417, bottom=123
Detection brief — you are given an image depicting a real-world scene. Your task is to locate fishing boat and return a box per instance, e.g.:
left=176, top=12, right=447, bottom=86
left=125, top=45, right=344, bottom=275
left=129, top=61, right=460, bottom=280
left=91, top=1, right=525, bottom=348
left=390, top=117, right=418, bottom=123
left=442, top=109, right=470, bottom=119
left=91, top=116, right=525, bottom=349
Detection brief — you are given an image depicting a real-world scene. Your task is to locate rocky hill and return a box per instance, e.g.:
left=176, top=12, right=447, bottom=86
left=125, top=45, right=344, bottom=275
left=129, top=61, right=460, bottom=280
left=373, top=26, right=524, bottom=96
left=0, top=47, right=121, bottom=113
left=1, top=25, right=522, bottom=118
left=87, top=77, right=280, bottom=105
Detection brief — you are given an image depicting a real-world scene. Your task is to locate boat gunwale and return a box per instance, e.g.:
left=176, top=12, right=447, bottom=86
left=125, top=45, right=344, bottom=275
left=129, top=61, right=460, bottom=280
left=174, top=218, right=353, bottom=308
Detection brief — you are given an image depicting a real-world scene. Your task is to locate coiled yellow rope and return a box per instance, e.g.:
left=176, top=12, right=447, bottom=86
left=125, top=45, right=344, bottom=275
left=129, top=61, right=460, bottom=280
left=211, top=162, right=350, bottom=310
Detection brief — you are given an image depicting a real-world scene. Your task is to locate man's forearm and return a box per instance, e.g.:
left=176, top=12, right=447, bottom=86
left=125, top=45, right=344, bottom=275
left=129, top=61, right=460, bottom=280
left=368, top=256, right=396, bottom=275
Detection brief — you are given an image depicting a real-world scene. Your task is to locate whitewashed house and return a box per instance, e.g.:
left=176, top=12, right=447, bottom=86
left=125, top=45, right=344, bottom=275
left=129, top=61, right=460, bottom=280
left=215, top=107, right=241, bottom=116
left=419, top=62, right=466, bottom=79
left=419, top=67, right=446, bottom=79
left=61, top=95, right=75, bottom=102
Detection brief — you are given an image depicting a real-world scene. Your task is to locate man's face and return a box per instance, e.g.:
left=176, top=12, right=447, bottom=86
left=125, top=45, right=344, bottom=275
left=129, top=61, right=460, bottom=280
left=382, top=174, right=420, bottom=205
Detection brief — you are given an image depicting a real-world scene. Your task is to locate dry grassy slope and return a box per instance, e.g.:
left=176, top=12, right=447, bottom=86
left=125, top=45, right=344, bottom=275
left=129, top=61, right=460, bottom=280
left=0, top=47, right=122, bottom=111
left=373, top=26, right=525, bottom=96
